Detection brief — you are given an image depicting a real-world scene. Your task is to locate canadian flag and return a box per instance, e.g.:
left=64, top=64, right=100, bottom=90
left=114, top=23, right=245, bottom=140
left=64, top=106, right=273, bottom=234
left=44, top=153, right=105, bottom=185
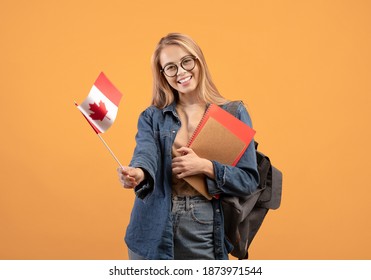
left=76, top=72, right=123, bottom=133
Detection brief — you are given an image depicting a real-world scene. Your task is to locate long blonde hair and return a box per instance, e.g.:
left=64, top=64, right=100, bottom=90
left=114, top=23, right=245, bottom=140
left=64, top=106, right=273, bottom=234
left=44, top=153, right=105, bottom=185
left=151, top=33, right=228, bottom=108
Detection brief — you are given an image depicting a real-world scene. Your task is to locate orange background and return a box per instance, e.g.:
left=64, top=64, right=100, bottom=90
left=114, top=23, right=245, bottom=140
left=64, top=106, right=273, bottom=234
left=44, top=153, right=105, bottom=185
left=1, top=0, right=370, bottom=260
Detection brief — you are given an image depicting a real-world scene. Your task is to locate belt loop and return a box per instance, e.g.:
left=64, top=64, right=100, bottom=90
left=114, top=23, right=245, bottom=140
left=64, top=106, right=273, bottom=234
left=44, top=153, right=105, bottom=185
left=186, top=196, right=190, bottom=211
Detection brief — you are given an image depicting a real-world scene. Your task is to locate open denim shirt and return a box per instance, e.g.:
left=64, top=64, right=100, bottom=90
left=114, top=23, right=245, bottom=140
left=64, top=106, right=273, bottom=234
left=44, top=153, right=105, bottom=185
left=125, top=101, right=259, bottom=259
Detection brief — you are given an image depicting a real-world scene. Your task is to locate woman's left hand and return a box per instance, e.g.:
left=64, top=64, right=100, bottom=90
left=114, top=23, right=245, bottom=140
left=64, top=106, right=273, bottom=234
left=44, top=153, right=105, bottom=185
left=172, top=147, right=215, bottom=179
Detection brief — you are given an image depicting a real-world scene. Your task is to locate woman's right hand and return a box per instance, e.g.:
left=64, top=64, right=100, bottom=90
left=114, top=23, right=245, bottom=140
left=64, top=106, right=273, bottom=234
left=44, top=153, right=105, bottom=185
left=117, top=167, right=145, bottom=189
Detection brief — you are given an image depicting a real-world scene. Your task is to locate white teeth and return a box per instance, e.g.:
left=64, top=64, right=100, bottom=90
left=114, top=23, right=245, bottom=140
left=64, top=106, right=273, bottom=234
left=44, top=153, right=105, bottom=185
left=178, top=76, right=191, bottom=84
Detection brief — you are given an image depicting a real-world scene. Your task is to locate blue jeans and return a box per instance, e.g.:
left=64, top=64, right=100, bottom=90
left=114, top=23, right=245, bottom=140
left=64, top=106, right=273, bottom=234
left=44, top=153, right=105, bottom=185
left=128, top=195, right=215, bottom=260
left=172, top=195, right=215, bottom=260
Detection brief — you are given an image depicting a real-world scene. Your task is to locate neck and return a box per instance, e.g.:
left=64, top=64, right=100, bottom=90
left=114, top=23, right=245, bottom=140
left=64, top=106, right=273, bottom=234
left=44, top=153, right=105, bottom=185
left=177, top=92, right=204, bottom=107
left=177, top=99, right=206, bottom=109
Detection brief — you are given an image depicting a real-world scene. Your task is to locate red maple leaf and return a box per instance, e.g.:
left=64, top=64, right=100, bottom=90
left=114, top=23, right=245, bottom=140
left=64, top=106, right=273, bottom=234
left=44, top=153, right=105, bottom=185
left=89, top=101, right=110, bottom=121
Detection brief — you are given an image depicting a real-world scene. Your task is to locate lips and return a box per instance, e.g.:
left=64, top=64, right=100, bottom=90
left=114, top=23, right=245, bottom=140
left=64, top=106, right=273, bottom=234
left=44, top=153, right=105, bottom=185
left=177, top=76, right=192, bottom=84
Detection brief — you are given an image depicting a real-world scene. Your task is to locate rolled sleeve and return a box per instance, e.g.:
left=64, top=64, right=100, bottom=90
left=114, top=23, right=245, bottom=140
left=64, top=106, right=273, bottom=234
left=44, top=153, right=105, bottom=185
left=130, top=162, right=155, bottom=200
left=206, top=161, right=226, bottom=195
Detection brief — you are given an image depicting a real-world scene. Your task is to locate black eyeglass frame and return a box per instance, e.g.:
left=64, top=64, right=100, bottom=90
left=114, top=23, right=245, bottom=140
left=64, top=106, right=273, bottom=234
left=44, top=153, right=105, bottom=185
left=160, top=55, right=198, bottom=77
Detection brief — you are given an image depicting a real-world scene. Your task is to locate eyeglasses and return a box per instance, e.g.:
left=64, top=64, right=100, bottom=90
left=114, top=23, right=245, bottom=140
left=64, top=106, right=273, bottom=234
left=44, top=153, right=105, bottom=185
left=160, top=56, right=198, bottom=77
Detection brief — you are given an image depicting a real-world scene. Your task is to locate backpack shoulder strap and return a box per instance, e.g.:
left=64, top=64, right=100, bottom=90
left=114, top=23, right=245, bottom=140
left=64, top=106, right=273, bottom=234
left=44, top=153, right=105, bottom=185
left=223, top=100, right=243, bottom=117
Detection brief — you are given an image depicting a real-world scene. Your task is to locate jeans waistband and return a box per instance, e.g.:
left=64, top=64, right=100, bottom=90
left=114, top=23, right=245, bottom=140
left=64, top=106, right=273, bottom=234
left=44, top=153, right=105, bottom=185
left=172, top=195, right=207, bottom=201
left=172, top=195, right=209, bottom=211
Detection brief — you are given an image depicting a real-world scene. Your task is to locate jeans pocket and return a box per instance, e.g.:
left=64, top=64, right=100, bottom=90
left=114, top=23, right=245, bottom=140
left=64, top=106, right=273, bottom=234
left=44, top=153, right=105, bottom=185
left=190, top=201, right=214, bottom=225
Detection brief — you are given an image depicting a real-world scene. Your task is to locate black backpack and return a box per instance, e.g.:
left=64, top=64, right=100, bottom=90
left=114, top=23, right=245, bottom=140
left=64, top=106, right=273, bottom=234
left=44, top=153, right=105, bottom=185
left=221, top=101, right=283, bottom=259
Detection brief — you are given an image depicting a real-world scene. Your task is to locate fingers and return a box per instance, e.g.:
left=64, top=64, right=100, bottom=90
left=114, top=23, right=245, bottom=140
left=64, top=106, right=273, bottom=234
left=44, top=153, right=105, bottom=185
left=117, top=166, right=138, bottom=189
left=172, top=147, right=207, bottom=179
left=176, top=147, right=192, bottom=155
left=117, top=166, right=131, bottom=176
left=172, top=151, right=192, bottom=179
left=119, top=174, right=135, bottom=189
left=172, top=147, right=195, bottom=164
left=174, top=170, right=187, bottom=179
left=117, top=167, right=146, bottom=189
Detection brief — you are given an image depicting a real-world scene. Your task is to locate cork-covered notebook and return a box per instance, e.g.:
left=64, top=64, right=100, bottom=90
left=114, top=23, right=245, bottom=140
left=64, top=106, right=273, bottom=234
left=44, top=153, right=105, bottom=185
left=184, top=104, right=256, bottom=200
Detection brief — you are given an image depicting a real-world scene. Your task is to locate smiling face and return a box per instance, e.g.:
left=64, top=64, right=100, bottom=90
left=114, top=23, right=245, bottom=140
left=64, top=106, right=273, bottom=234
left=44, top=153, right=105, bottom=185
left=159, top=45, right=200, bottom=96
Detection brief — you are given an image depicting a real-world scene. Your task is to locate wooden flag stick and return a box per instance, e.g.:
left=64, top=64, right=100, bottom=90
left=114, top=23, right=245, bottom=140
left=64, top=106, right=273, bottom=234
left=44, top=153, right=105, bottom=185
left=96, top=134, right=124, bottom=169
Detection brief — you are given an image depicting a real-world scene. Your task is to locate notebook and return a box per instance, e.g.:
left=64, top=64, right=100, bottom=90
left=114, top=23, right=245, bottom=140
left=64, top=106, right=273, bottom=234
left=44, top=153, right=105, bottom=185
left=183, top=104, right=256, bottom=200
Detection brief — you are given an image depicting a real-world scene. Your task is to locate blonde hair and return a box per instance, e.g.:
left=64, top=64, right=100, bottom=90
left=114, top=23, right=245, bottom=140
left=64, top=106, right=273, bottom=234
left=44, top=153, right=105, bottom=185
left=151, top=33, right=228, bottom=108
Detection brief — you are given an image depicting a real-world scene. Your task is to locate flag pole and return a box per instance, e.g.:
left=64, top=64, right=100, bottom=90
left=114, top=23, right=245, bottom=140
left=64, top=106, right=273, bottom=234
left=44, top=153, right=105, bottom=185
left=96, top=134, right=124, bottom=169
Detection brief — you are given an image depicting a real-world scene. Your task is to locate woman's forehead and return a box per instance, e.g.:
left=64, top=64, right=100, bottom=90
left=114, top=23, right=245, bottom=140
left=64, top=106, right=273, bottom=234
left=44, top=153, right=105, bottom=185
left=159, top=45, right=190, bottom=65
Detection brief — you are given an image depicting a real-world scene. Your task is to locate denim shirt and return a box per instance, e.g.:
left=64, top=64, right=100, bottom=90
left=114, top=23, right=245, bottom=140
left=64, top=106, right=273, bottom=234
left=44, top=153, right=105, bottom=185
left=125, top=101, right=259, bottom=260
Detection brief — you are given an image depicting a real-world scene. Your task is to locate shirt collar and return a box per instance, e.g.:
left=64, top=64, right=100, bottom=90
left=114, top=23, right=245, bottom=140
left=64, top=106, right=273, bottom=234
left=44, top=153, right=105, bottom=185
left=162, top=102, right=213, bottom=115
left=162, top=102, right=177, bottom=115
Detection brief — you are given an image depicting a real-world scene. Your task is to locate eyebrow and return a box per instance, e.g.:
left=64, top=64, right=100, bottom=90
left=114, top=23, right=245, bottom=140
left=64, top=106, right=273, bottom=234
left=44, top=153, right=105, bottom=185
left=162, top=55, right=193, bottom=68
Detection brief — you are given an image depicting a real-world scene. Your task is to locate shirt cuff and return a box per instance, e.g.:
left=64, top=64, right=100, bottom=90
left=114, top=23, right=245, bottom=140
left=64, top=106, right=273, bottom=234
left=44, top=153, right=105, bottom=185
left=130, top=166, right=155, bottom=200
left=206, top=160, right=226, bottom=195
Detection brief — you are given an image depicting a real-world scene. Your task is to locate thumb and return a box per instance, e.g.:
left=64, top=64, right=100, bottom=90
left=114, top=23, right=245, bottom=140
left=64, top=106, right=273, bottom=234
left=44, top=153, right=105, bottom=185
left=117, top=166, right=131, bottom=175
left=177, top=147, right=192, bottom=155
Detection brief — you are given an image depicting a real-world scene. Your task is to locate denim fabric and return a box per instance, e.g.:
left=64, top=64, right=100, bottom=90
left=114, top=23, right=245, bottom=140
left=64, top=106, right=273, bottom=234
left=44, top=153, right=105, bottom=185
left=128, top=248, right=146, bottom=260
left=125, top=101, right=259, bottom=260
left=172, top=196, right=215, bottom=260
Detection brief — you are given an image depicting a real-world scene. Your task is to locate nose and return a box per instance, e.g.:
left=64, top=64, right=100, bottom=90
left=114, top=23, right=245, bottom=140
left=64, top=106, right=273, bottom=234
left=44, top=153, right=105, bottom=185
left=176, top=63, right=187, bottom=76
left=177, top=68, right=187, bottom=76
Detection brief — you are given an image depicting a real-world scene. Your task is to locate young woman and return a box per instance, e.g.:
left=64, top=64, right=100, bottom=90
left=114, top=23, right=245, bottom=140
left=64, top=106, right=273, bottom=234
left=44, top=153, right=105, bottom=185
left=117, top=33, right=259, bottom=260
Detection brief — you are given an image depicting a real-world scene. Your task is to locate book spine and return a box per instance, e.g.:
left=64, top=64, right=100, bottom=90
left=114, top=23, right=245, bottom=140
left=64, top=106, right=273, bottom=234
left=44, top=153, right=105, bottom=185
left=186, top=103, right=214, bottom=147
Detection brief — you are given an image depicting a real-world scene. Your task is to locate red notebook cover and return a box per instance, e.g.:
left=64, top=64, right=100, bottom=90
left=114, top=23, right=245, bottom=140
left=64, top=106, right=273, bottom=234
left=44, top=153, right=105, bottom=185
left=183, top=104, right=256, bottom=199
